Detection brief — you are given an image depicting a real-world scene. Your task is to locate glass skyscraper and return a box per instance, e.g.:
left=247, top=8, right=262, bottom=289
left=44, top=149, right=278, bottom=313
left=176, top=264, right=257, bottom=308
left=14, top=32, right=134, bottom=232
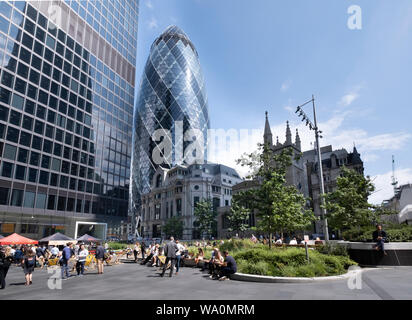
left=130, top=26, right=210, bottom=236
left=0, top=1, right=138, bottom=239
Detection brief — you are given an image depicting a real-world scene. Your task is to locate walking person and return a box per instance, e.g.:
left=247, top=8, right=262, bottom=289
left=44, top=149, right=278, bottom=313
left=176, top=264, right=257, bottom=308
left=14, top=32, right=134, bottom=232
left=76, top=244, right=88, bottom=276
left=0, top=247, right=14, bottom=289
left=61, top=243, right=73, bottom=280
left=22, top=247, right=37, bottom=286
left=160, top=237, right=178, bottom=278
left=175, top=240, right=185, bottom=275
left=95, top=242, right=105, bottom=275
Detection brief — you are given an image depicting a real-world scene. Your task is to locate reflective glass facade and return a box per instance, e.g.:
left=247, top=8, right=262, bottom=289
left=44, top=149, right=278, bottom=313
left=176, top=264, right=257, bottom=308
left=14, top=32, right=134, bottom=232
left=130, top=26, right=210, bottom=234
left=0, top=1, right=138, bottom=238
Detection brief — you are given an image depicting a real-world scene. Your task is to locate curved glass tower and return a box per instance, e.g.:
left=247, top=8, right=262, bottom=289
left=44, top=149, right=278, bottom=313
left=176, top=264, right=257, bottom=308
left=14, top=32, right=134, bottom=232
left=130, top=26, right=210, bottom=235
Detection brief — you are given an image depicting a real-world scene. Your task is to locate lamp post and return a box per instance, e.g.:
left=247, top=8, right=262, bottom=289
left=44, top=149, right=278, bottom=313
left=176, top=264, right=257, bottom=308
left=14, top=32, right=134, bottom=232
left=295, top=95, right=329, bottom=241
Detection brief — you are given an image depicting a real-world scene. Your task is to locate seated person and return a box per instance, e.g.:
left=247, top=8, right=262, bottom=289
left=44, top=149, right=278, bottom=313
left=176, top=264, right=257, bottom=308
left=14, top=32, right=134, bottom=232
left=314, top=237, right=323, bottom=245
left=217, top=250, right=237, bottom=281
left=289, top=237, right=298, bottom=245
left=194, top=248, right=205, bottom=267
left=373, top=224, right=387, bottom=255
left=209, top=249, right=224, bottom=280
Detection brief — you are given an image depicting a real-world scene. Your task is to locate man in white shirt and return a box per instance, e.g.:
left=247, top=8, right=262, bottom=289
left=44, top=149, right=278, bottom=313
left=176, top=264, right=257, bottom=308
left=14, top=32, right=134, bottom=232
left=50, top=246, right=59, bottom=257
left=289, top=237, right=298, bottom=245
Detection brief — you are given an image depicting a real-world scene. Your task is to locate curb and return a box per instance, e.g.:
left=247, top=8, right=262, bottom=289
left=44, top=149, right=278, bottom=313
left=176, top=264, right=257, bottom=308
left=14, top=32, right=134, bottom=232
left=230, top=269, right=362, bottom=283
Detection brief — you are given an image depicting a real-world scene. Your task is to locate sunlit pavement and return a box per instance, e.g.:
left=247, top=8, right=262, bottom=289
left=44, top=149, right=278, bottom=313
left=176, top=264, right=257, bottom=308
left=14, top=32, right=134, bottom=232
left=1, top=261, right=411, bottom=300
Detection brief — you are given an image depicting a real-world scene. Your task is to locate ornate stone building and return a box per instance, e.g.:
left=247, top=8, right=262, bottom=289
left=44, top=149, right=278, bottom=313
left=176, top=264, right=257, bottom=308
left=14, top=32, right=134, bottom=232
left=140, top=163, right=242, bottom=240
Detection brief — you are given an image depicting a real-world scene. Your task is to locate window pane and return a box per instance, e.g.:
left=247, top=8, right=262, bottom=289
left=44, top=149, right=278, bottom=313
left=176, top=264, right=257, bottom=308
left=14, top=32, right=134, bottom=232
left=1, top=162, right=13, bottom=178
left=28, top=168, right=37, bottom=183
left=17, top=148, right=29, bottom=163
left=3, top=144, right=17, bottom=160
left=6, top=127, right=19, bottom=143
left=23, top=191, right=35, bottom=208
left=0, top=187, right=10, bottom=205
left=11, top=189, right=24, bottom=206
left=15, top=165, right=26, bottom=180
left=35, top=193, right=46, bottom=209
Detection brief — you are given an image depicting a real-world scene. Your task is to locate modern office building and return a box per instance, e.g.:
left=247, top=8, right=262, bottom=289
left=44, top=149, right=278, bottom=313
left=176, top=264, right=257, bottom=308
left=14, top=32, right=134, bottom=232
left=141, top=163, right=242, bottom=240
left=130, top=25, right=210, bottom=236
left=0, top=0, right=139, bottom=240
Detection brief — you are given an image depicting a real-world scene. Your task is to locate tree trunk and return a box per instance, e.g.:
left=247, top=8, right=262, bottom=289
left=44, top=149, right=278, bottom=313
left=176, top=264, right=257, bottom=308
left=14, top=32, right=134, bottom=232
left=269, top=233, right=273, bottom=249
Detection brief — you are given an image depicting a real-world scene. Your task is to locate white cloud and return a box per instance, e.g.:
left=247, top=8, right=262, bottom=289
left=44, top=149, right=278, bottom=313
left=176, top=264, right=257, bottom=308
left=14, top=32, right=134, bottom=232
left=338, top=85, right=363, bottom=107
left=148, top=17, right=158, bottom=29
left=339, top=93, right=359, bottom=107
left=145, top=1, right=154, bottom=9
left=369, top=168, right=412, bottom=204
left=280, top=80, right=291, bottom=92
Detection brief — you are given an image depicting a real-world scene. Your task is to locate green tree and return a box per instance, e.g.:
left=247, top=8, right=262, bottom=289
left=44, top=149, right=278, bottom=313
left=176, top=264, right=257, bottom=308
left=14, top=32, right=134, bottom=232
left=194, top=199, right=217, bottom=239
left=323, top=166, right=377, bottom=232
left=162, top=217, right=184, bottom=239
left=227, top=200, right=250, bottom=236
left=236, top=143, right=315, bottom=248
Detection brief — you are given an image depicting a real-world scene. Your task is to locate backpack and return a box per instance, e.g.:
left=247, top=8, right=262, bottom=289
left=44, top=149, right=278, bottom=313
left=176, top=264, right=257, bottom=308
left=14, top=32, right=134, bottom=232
left=26, top=256, right=35, bottom=267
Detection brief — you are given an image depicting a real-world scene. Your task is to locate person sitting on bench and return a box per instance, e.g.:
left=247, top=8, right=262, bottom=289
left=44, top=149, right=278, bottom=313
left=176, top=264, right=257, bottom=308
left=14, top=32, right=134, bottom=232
left=373, top=224, right=387, bottom=255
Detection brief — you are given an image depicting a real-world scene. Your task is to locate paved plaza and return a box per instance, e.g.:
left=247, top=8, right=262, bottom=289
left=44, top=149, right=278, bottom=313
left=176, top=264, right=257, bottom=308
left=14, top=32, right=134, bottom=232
left=0, top=261, right=412, bottom=300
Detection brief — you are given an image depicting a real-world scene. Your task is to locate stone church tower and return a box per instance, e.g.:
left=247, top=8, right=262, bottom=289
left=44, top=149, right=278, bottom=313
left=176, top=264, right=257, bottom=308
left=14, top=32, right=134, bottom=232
left=264, top=112, right=307, bottom=196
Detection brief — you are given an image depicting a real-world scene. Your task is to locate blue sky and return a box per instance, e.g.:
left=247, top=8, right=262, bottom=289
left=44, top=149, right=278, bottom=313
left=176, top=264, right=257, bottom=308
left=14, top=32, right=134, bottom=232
left=135, top=0, right=412, bottom=204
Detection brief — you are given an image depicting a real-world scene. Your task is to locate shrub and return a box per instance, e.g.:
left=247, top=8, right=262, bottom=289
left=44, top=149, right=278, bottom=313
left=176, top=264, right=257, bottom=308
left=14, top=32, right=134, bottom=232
left=316, top=242, right=349, bottom=257
left=234, top=247, right=357, bottom=277
left=107, top=242, right=128, bottom=250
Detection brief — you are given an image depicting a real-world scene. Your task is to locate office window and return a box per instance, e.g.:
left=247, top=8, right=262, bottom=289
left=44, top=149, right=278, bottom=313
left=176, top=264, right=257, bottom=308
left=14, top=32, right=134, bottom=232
left=39, top=170, right=49, bottom=185
left=47, top=195, right=56, bottom=210
left=57, top=196, right=66, bottom=211
left=17, top=148, right=29, bottom=163
left=30, top=151, right=40, bottom=166
left=3, top=144, right=17, bottom=160
left=23, top=191, right=35, bottom=208
left=15, top=165, right=26, bottom=180
left=0, top=187, right=9, bottom=205
left=28, top=168, right=37, bottom=183
left=1, top=162, right=13, bottom=178
left=11, top=189, right=24, bottom=206
left=6, top=127, right=19, bottom=143
left=35, top=193, right=46, bottom=209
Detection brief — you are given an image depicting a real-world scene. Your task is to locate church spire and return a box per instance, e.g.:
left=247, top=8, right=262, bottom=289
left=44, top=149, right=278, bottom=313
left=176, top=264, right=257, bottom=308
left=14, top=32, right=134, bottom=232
left=295, top=128, right=301, bottom=151
left=264, top=111, right=273, bottom=146
left=285, top=121, right=292, bottom=145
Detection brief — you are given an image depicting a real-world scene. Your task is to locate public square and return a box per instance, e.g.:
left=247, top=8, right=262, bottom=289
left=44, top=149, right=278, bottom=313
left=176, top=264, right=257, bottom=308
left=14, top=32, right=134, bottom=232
left=1, top=261, right=411, bottom=300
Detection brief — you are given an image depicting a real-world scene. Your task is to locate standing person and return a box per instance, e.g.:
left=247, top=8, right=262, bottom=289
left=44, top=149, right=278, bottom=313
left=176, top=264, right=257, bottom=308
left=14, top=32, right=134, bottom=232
left=76, top=244, right=88, bottom=276
left=160, top=237, right=178, bottom=278
left=22, top=247, right=37, bottom=286
left=175, top=240, right=185, bottom=275
left=373, top=224, right=388, bottom=255
left=133, top=242, right=140, bottom=263
left=140, top=241, right=146, bottom=262
left=50, top=245, right=59, bottom=258
left=0, top=247, right=14, bottom=289
left=61, top=243, right=73, bottom=280
left=14, top=246, right=23, bottom=265
left=217, top=250, right=237, bottom=281
left=95, top=242, right=105, bottom=275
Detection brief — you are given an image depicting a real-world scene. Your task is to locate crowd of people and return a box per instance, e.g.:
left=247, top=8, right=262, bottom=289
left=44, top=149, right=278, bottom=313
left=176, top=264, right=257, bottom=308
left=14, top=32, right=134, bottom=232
left=127, top=237, right=237, bottom=281
left=0, top=241, right=111, bottom=288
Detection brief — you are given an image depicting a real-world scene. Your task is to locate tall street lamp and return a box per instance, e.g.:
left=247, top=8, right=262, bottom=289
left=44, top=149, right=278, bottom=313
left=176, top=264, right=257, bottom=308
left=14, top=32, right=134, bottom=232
left=295, top=95, right=329, bottom=241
